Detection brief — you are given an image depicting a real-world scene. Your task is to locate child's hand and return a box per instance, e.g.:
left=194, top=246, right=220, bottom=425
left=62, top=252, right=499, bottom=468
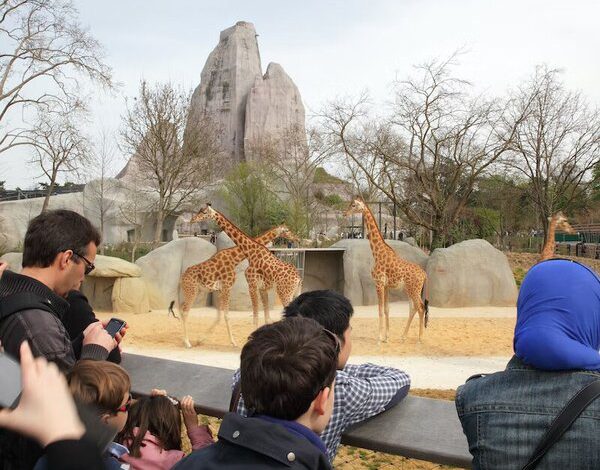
left=150, top=389, right=167, bottom=397
left=181, top=395, right=198, bottom=430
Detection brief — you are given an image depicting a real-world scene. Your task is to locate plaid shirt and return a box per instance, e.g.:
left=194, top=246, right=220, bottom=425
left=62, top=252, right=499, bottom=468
left=231, top=363, right=411, bottom=462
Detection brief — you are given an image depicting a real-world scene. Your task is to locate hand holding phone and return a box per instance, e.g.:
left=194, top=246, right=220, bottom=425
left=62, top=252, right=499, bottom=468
left=105, top=318, right=127, bottom=338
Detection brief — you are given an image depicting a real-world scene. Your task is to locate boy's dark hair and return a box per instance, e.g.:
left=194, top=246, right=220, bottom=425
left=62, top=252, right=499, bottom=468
left=22, top=209, right=101, bottom=268
left=241, top=317, right=338, bottom=421
left=283, top=290, right=353, bottom=342
left=118, top=396, right=182, bottom=457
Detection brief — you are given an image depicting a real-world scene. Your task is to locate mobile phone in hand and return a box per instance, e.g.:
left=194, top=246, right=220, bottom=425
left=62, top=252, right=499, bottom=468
left=0, top=351, right=21, bottom=409
left=105, top=318, right=127, bottom=338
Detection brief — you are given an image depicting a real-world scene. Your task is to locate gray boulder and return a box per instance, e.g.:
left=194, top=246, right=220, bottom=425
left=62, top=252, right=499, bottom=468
left=112, top=277, right=150, bottom=314
left=135, top=238, right=217, bottom=310
left=426, top=239, right=517, bottom=307
left=88, top=255, right=141, bottom=278
left=332, top=239, right=429, bottom=306
left=0, top=252, right=23, bottom=273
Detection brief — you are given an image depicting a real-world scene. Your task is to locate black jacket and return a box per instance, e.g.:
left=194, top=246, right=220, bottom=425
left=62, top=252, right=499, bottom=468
left=0, top=270, right=109, bottom=470
left=174, top=413, right=332, bottom=470
left=0, top=271, right=108, bottom=371
left=64, top=290, right=121, bottom=364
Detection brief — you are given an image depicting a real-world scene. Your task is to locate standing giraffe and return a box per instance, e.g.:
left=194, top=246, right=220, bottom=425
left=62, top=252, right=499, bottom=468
left=539, top=212, right=575, bottom=262
left=191, top=204, right=302, bottom=327
left=169, top=225, right=298, bottom=348
left=345, top=198, right=429, bottom=342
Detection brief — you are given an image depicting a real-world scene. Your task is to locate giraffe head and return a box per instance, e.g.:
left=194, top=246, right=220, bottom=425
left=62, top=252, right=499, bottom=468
left=344, top=197, right=367, bottom=217
left=191, top=203, right=217, bottom=223
left=549, top=212, right=575, bottom=234
left=274, top=225, right=300, bottom=243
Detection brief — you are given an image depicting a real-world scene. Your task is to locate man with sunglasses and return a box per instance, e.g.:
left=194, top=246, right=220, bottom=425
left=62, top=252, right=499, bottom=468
left=0, top=210, right=119, bottom=470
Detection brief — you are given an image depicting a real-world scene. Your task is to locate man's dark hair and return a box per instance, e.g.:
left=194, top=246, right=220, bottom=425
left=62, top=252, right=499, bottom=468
left=22, top=209, right=101, bottom=268
left=240, top=317, right=338, bottom=421
left=283, top=290, right=353, bottom=342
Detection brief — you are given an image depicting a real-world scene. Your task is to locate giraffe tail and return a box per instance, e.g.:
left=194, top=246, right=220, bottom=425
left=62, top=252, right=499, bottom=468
left=168, top=300, right=179, bottom=319
left=421, top=279, right=429, bottom=328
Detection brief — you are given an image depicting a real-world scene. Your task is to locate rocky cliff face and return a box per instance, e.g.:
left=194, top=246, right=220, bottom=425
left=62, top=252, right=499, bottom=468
left=244, top=63, right=306, bottom=161
left=186, top=21, right=262, bottom=166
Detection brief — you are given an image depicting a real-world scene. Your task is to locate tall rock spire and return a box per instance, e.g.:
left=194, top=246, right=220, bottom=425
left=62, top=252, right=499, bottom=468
left=186, top=21, right=262, bottom=165
left=244, top=62, right=306, bottom=162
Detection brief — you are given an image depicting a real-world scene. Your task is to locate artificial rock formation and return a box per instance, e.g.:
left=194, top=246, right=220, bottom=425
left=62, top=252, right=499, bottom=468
left=185, top=21, right=305, bottom=168
left=426, top=239, right=518, bottom=307
left=244, top=63, right=306, bottom=161
left=187, top=21, right=262, bottom=165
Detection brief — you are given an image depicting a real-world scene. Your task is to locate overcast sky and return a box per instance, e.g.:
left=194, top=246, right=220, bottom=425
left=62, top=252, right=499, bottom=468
left=2, top=0, right=599, bottom=188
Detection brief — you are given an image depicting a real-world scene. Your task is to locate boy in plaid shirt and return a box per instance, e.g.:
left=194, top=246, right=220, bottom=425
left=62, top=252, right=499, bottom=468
left=232, top=290, right=411, bottom=462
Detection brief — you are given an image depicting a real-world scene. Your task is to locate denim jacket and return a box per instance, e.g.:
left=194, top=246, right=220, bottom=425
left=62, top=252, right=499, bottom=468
left=456, top=355, right=600, bottom=470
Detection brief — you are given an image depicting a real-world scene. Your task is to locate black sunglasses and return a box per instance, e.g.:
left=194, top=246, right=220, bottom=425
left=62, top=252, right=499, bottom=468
left=72, top=251, right=95, bottom=275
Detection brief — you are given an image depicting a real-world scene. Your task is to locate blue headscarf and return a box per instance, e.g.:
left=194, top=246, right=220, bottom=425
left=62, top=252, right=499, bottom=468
left=514, top=259, right=600, bottom=371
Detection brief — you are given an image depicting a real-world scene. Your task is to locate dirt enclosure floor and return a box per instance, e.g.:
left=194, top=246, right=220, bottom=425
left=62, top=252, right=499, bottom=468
left=99, top=308, right=515, bottom=357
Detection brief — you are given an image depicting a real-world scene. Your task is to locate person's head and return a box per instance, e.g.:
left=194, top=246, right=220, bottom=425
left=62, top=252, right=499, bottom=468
left=514, top=259, right=600, bottom=371
left=118, top=396, right=182, bottom=457
left=241, top=317, right=338, bottom=434
left=22, top=209, right=101, bottom=296
left=67, top=360, right=131, bottom=433
left=283, top=290, right=354, bottom=368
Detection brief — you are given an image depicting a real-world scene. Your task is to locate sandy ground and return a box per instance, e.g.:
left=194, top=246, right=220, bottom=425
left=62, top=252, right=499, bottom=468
left=98, top=301, right=515, bottom=389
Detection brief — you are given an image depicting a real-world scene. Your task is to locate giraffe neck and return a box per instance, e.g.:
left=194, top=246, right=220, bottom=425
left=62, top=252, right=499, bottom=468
left=212, top=211, right=268, bottom=264
left=255, top=228, right=280, bottom=245
left=361, top=205, right=388, bottom=260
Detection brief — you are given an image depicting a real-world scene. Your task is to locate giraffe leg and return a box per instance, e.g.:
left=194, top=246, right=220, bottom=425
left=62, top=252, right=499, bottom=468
left=259, top=288, right=270, bottom=324
left=180, top=279, right=200, bottom=349
left=416, top=296, right=425, bottom=343
left=200, top=291, right=221, bottom=343
left=375, top=283, right=386, bottom=343
left=402, top=299, right=417, bottom=340
left=383, top=287, right=390, bottom=343
left=219, top=287, right=237, bottom=347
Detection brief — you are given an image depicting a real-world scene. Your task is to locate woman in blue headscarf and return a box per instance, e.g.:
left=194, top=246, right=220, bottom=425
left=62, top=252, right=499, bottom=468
left=514, top=258, right=600, bottom=371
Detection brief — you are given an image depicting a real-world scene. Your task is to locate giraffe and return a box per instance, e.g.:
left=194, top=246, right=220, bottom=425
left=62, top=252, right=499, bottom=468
left=345, top=198, right=429, bottom=343
left=539, top=212, right=575, bottom=262
left=191, top=204, right=302, bottom=328
left=169, top=225, right=299, bottom=348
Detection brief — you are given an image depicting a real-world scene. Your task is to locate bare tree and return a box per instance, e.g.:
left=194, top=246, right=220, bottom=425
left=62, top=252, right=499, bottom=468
left=322, top=57, right=530, bottom=247
left=118, top=179, right=152, bottom=262
left=26, top=106, right=89, bottom=212
left=87, top=127, right=118, bottom=253
left=248, top=124, right=333, bottom=236
left=121, top=80, right=222, bottom=244
left=504, top=66, right=600, bottom=240
left=0, top=0, right=113, bottom=154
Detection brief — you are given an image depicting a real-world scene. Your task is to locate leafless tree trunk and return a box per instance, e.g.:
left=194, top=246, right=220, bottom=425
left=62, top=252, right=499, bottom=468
left=87, top=127, right=118, bottom=254
left=503, top=66, right=600, bottom=242
left=25, top=106, right=89, bottom=213
left=0, top=0, right=113, bottom=154
left=120, top=80, right=222, bottom=245
left=321, top=57, right=530, bottom=248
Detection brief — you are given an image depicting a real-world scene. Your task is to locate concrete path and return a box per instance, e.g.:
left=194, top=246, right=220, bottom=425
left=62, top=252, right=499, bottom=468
left=124, top=344, right=510, bottom=390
